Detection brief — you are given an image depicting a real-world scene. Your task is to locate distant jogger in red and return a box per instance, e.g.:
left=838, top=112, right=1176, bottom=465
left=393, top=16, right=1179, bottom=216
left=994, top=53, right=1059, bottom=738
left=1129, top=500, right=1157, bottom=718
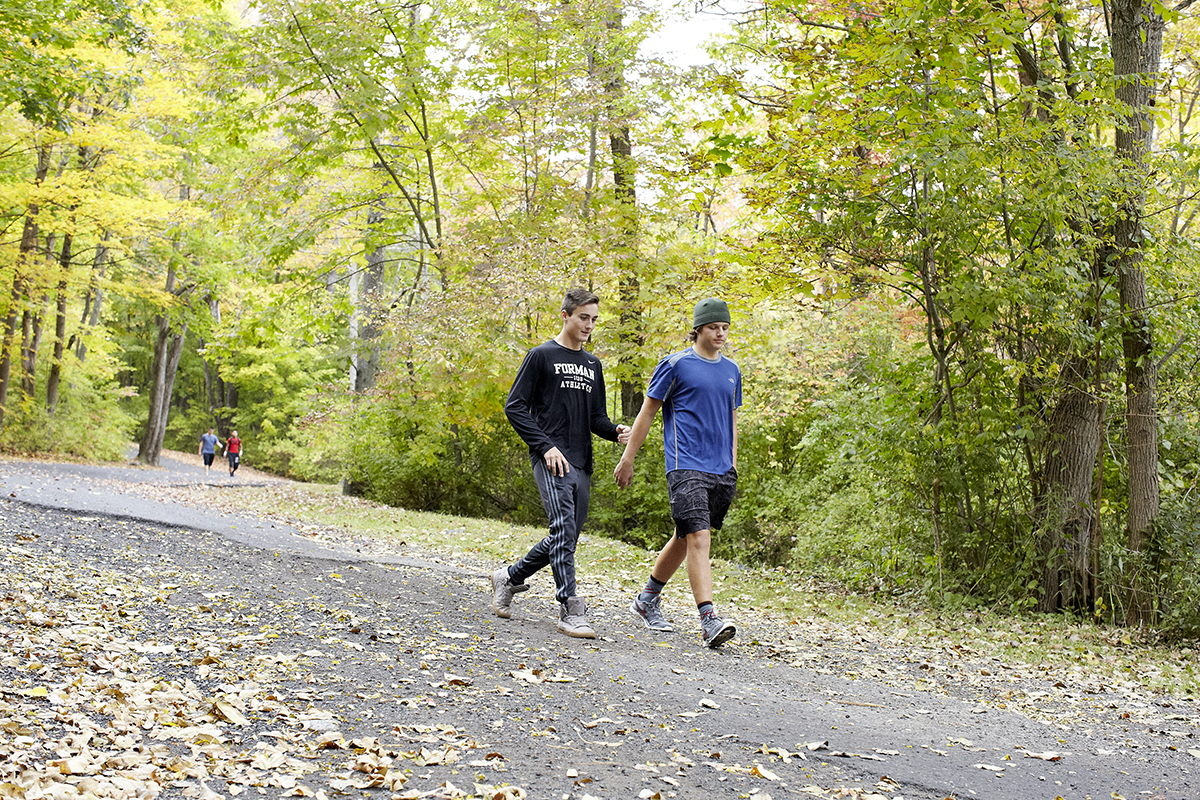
left=225, top=431, right=242, bottom=477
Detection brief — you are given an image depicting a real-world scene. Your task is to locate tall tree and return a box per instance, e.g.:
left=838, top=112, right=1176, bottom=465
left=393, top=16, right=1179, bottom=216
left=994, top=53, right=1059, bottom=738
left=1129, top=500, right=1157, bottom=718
left=698, top=0, right=1189, bottom=619
left=600, top=2, right=643, bottom=417
left=136, top=173, right=196, bottom=467
left=0, top=141, right=51, bottom=422
left=1111, top=0, right=1165, bottom=623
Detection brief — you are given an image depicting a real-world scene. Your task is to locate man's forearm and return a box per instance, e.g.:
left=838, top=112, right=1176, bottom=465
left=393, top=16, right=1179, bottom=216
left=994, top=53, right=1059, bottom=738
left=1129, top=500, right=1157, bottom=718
left=618, top=398, right=662, bottom=465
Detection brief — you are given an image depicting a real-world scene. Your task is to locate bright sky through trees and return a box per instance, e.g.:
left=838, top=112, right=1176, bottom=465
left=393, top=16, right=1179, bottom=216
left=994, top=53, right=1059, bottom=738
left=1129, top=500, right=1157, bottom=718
left=642, top=0, right=750, bottom=66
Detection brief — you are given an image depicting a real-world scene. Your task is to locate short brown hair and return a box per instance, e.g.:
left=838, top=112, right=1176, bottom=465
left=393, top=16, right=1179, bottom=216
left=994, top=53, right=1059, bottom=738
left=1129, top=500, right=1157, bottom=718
left=562, top=288, right=600, bottom=316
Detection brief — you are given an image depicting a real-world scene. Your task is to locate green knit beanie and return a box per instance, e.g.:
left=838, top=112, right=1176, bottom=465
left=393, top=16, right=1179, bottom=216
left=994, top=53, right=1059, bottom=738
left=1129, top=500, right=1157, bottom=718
left=692, top=298, right=731, bottom=328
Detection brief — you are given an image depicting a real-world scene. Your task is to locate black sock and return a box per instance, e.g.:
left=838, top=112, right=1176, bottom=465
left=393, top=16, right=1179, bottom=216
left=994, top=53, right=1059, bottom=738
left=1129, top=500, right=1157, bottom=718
left=697, top=601, right=714, bottom=618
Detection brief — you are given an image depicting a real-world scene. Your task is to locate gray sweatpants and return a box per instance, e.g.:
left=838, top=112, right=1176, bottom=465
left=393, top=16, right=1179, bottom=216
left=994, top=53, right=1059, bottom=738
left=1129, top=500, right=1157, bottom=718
left=510, top=456, right=590, bottom=604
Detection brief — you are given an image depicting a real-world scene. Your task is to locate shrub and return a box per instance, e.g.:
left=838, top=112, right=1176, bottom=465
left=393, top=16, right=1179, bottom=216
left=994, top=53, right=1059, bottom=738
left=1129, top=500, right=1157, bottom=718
left=0, top=384, right=135, bottom=461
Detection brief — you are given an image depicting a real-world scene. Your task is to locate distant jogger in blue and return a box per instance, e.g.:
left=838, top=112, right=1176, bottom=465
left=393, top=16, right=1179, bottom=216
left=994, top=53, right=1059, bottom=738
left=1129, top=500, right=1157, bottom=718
left=491, top=288, right=631, bottom=639
left=199, top=427, right=222, bottom=477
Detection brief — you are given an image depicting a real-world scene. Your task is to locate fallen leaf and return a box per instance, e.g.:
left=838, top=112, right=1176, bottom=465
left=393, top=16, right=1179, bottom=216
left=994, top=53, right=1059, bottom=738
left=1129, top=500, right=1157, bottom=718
left=472, top=785, right=525, bottom=800
left=214, top=700, right=249, bottom=726
left=581, top=718, right=618, bottom=729
left=751, top=765, right=780, bottom=780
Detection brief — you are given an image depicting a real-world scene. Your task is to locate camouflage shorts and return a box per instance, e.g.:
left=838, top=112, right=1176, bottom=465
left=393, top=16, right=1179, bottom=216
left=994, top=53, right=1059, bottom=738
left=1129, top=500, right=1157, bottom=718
left=666, top=467, right=738, bottom=538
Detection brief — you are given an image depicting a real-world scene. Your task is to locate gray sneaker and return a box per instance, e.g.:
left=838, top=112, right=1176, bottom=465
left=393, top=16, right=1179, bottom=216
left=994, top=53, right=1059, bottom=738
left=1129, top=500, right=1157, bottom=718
left=557, top=596, right=596, bottom=639
left=491, top=567, right=529, bottom=619
left=630, top=594, right=673, bottom=632
left=700, top=612, right=735, bottom=648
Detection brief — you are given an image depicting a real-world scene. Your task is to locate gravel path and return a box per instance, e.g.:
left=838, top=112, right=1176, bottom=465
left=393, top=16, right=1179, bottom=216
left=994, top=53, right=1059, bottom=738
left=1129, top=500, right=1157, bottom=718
left=0, top=454, right=1196, bottom=800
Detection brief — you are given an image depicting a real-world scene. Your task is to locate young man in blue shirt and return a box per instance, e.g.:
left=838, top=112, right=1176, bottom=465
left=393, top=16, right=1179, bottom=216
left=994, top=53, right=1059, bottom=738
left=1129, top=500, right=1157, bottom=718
left=614, top=298, right=741, bottom=648
left=494, top=288, right=631, bottom=638
left=199, top=428, right=222, bottom=477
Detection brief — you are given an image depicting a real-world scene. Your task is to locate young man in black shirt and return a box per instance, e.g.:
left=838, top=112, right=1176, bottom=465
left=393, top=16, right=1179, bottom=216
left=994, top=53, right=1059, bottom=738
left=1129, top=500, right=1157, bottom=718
left=493, top=288, right=630, bottom=638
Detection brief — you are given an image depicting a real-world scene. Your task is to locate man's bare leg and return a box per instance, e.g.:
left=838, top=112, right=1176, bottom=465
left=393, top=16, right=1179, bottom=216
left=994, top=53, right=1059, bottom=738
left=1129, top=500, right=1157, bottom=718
left=650, top=533, right=687, bottom=584
left=631, top=532, right=689, bottom=632
left=684, top=528, right=713, bottom=605
left=685, top=529, right=734, bottom=647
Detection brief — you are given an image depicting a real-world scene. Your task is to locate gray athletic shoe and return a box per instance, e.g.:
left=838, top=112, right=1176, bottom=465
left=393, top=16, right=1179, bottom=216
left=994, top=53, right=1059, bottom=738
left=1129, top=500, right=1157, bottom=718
left=630, top=594, right=673, bottom=632
left=557, top=596, right=596, bottom=639
left=700, top=612, right=735, bottom=648
left=491, top=566, right=529, bottom=619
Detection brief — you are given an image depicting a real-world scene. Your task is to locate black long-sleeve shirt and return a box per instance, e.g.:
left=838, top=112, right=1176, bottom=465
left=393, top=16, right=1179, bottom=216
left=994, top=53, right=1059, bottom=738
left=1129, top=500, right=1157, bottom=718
left=504, top=340, right=619, bottom=475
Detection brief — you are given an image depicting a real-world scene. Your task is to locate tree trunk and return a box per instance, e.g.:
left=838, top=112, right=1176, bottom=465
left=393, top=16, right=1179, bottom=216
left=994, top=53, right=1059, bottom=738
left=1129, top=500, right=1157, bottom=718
left=603, top=6, right=642, bottom=417
left=1111, top=0, right=1164, bottom=625
left=21, top=232, right=56, bottom=399
left=0, top=143, right=52, bottom=422
left=1036, top=356, right=1101, bottom=612
left=45, top=230, right=73, bottom=414
left=224, top=381, right=238, bottom=422
left=137, top=312, right=187, bottom=466
left=21, top=297, right=40, bottom=399
left=44, top=134, right=96, bottom=412
left=355, top=205, right=386, bottom=392
left=203, top=358, right=219, bottom=416
left=583, top=51, right=600, bottom=221
left=71, top=233, right=109, bottom=362
left=202, top=295, right=231, bottom=430
left=138, top=179, right=194, bottom=467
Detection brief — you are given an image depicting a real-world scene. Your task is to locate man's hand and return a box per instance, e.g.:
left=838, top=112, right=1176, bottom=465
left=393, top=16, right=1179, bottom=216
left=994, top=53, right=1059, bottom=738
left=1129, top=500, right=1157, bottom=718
left=543, top=446, right=570, bottom=477
left=616, top=424, right=632, bottom=445
left=614, top=458, right=634, bottom=489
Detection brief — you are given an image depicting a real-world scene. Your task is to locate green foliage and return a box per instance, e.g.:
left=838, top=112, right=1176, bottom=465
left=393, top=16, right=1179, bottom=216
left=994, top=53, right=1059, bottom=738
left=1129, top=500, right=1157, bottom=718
left=0, top=370, right=134, bottom=461
left=724, top=392, right=910, bottom=587
left=253, top=429, right=344, bottom=484
left=0, top=0, right=148, bottom=127
left=1095, top=500, right=1200, bottom=639
left=344, top=401, right=541, bottom=522
left=590, top=436, right=672, bottom=551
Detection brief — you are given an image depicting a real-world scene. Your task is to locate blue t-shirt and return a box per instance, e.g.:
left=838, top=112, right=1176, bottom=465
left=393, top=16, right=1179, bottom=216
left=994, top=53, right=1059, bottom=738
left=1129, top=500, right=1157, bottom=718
left=200, top=433, right=220, bottom=455
left=647, top=348, right=742, bottom=475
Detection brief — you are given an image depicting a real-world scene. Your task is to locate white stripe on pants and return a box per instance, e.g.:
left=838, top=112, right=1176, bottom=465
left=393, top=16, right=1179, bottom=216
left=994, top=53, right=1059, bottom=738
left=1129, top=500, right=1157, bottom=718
left=510, top=457, right=590, bottom=603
